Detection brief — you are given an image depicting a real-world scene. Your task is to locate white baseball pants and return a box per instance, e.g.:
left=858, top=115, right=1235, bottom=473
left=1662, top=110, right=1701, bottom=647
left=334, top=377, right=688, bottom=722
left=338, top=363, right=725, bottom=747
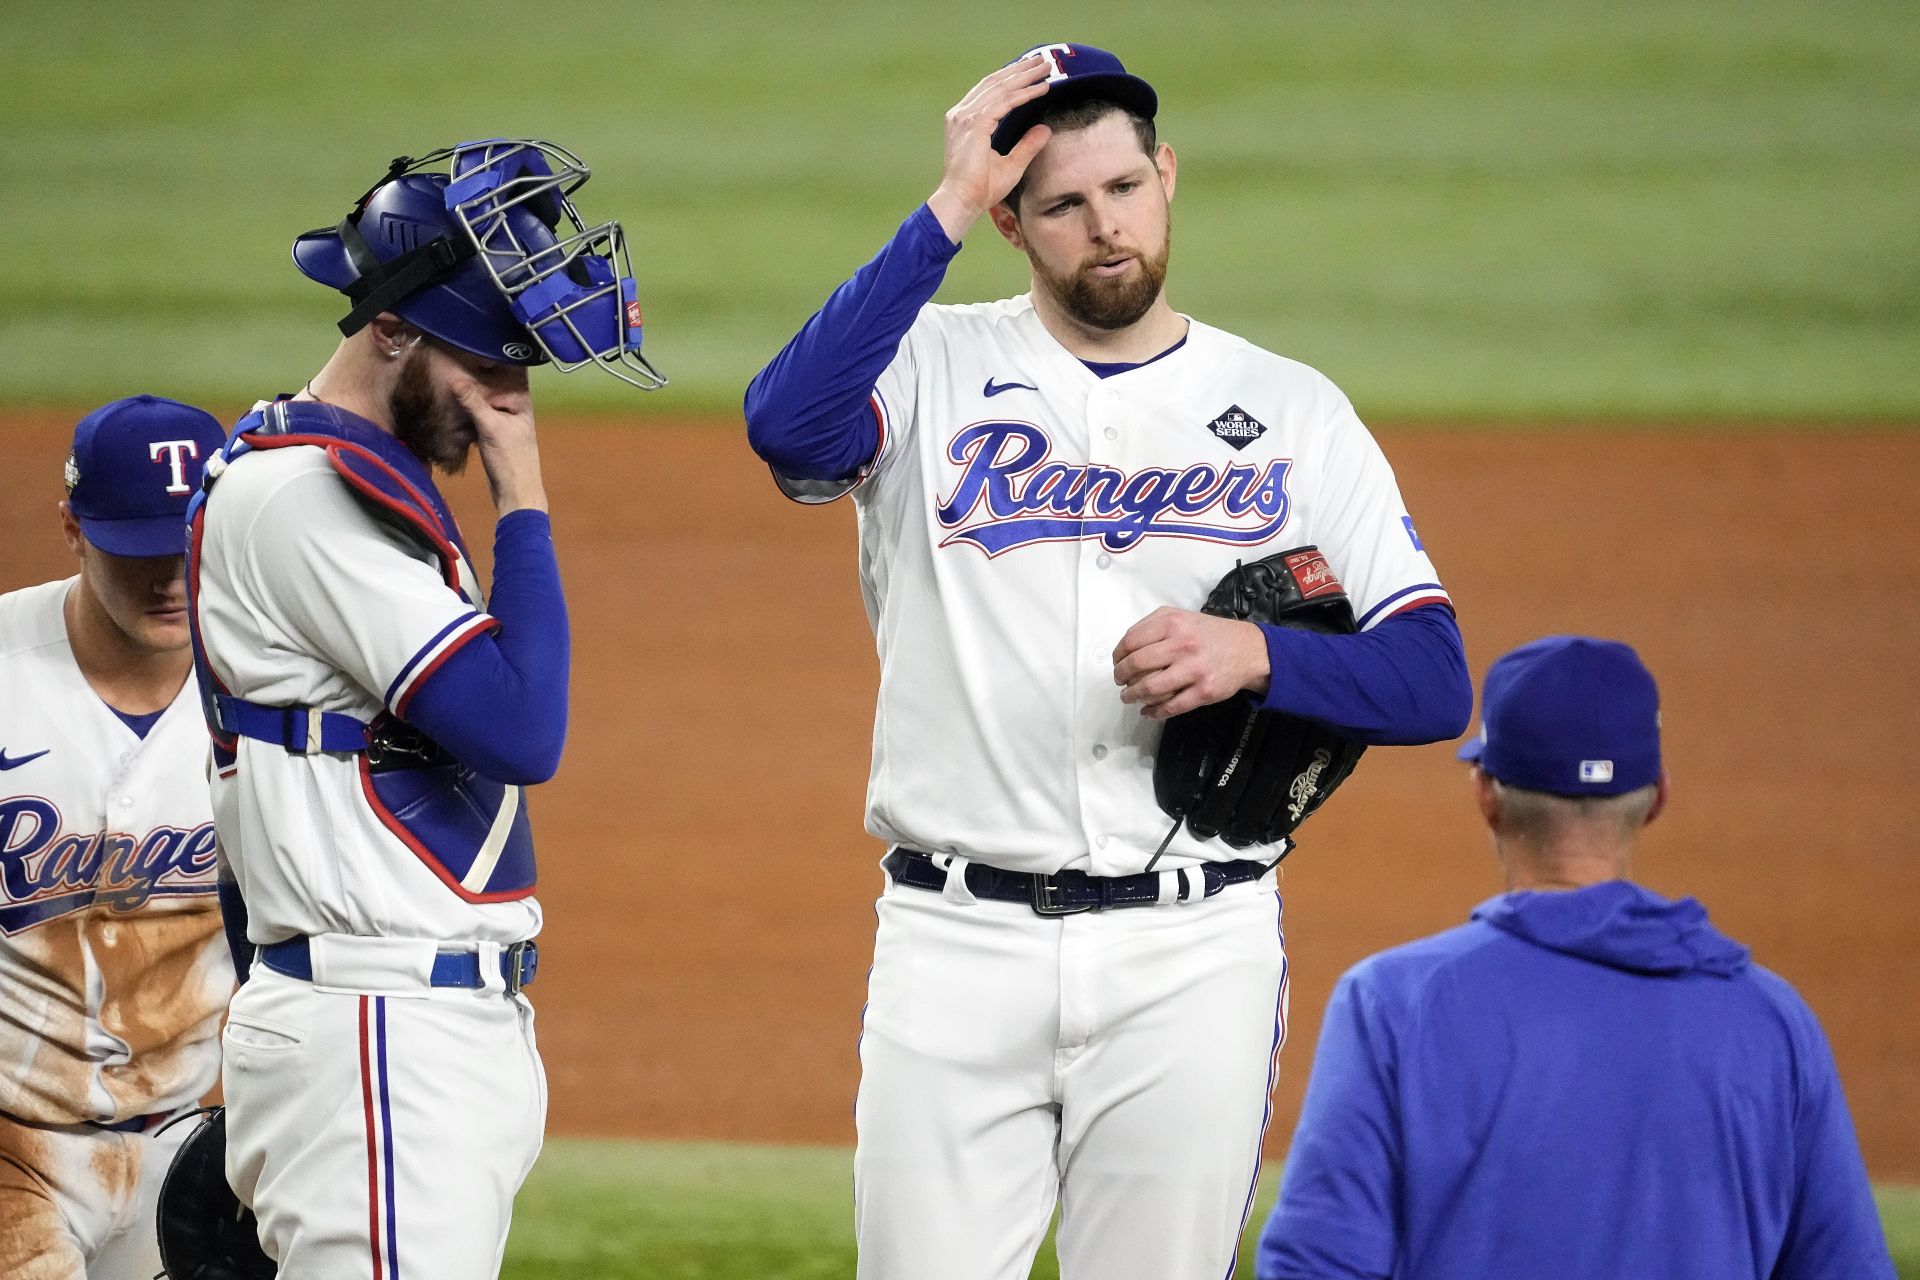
left=221, top=957, right=545, bottom=1280
left=854, top=864, right=1289, bottom=1280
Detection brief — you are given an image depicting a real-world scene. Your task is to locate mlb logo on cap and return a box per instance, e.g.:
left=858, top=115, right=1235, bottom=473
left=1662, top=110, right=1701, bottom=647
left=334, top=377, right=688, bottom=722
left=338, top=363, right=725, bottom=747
left=1457, top=635, right=1662, bottom=797
left=67, top=395, right=228, bottom=558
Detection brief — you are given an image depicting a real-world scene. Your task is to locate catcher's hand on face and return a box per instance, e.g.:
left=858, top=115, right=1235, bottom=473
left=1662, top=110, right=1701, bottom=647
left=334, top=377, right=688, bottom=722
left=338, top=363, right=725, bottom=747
left=928, top=55, right=1055, bottom=239
left=452, top=373, right=545, bottom=515
left=1114, top=607, right=1272, bottom=720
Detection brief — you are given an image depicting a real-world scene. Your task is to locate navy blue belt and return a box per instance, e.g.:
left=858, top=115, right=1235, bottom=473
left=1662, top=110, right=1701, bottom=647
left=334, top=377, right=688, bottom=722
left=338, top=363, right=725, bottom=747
left=259, top=937, right=538, bottom=994
left=885, top=847, right=1271, bottom=917
left=90, top=1112, right=171, bottom=1134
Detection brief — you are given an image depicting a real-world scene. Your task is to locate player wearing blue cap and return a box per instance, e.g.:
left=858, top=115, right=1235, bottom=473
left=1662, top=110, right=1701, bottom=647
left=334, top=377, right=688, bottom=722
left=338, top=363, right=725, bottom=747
left=0, top=396, right=234, bottom=1279
left=183, top=139, right=661, bottom=1278
left=1256, top=636, right=1895, bottom=1280
left=747, top=42, right=1469, bottom=1280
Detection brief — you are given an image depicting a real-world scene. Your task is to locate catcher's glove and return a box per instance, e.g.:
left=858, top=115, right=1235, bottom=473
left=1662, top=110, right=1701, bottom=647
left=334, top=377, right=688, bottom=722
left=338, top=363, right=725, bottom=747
left=155, top=1107, right=276, bottom=1279
left=1151, top=546, right=1367, bottom=855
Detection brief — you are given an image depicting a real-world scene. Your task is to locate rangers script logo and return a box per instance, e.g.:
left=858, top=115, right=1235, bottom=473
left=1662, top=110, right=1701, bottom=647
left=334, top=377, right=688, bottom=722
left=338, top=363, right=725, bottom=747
left=0, top=797, right=217, bottom=934
left=937, top=422, right=1292, bottom=556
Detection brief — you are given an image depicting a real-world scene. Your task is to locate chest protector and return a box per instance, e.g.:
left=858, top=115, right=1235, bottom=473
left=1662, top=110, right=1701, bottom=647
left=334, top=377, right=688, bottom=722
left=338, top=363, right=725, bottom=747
left=185, top=399, right=535, bottom=903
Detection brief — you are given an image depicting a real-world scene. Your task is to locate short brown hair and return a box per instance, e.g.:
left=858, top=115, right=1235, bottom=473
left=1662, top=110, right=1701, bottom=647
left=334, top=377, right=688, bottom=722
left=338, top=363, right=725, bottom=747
left=1004, top=98, right=1157, bottom=214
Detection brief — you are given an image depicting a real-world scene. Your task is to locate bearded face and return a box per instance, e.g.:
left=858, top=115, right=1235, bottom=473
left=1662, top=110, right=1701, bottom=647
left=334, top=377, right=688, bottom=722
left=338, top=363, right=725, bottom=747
left=388, top=345, right=477, bottom=473
left=1028, top=221, right=1172, bottom=332
left=1001, top=112, right=1178, bottom=336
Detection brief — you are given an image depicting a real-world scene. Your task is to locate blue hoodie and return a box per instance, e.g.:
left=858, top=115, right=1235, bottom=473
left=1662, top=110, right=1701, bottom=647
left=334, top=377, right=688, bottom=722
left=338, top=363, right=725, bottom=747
left=1257, top=880, right=1893, bottom=1280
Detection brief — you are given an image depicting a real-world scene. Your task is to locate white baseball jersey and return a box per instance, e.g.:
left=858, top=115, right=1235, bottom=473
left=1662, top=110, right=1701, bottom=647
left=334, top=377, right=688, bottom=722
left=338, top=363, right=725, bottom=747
left=820, top=297, right=1449, bottom=876
left=0, top=579, right=229, bottom=1126
left=192, top=440, right=541, bottom=946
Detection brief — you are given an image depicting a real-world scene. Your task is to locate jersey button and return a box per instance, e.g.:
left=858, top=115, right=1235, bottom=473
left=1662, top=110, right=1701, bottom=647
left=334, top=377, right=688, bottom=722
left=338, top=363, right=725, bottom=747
left=1091, top=744, right=1108, bottom=760
left=1103, top=427, right=1118, bottom=441
left=117, top=796, right=134, bottom=811
left=1095, top=554, right=1112, bottom=570
left=1095, top=835, right=1110, bottom=850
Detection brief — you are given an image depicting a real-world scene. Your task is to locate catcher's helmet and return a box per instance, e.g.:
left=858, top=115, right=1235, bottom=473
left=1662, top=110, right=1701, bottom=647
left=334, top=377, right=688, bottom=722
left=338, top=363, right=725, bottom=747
left=293, top=139, right=665, bottom=389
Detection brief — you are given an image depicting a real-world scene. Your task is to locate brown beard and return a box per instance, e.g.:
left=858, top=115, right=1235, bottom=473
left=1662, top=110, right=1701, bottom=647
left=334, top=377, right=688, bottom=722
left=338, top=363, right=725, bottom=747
left=388, top=349, right=474, bottom=473
left=1031, top=222, right=1172, bottom=331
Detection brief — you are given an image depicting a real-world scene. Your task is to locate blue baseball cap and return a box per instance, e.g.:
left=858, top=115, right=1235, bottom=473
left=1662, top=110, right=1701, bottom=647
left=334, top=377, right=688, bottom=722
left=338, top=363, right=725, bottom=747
left=991, top=43, right=1158, bottom=155
left=65, top=396, right=227, bottom=557
left=1457, top=636, right=1662, bottom=796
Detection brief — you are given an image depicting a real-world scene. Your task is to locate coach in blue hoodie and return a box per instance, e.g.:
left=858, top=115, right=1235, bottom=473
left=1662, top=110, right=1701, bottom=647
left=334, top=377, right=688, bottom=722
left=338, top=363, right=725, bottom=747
left=1257, top=636, right=1893, bottom=1280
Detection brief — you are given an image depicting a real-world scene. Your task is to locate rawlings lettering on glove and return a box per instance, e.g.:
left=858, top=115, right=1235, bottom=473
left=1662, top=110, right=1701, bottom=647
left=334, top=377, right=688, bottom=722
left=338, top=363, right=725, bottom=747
left=1151, top=546, right=1367, bottom=853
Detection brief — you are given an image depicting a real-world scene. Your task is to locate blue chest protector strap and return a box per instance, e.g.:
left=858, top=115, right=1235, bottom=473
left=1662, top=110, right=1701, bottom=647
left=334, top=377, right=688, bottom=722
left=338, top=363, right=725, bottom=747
left=213, top=700, right=370, bottom=755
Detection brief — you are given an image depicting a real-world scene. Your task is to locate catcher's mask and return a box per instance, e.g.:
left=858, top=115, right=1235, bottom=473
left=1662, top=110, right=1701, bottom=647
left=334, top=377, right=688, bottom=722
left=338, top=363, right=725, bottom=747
left=155, top=1107, right=276, bottom=1279
left=292, top=138, right=666, bottom=390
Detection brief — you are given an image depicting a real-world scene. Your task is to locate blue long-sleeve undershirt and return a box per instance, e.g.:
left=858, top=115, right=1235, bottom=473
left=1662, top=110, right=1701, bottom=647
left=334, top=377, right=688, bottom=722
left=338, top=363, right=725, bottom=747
left=744, top=204, right=957, bottom=481
left=1258, top=603, right=1469, bottom=745
left=747, top=204, right=1470, bottom=747
left=404, top=509, right=570, bottom=784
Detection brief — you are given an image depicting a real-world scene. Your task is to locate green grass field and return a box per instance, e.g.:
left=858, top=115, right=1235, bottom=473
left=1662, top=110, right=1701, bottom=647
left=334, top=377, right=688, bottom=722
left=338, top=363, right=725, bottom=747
left=508, top=1138, right=1919, bottom=1278
left=2, top=0, right=1916, bottom=420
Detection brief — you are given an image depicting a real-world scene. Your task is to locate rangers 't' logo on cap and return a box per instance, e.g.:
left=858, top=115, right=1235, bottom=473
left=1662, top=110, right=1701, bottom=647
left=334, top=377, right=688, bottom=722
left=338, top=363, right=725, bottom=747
left=1205, top=405, right=1267, bottom=451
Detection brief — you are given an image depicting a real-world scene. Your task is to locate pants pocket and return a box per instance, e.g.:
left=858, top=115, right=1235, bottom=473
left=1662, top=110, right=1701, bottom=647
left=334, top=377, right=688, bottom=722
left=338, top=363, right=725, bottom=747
left=223, top=1014, right=305, bottom=1053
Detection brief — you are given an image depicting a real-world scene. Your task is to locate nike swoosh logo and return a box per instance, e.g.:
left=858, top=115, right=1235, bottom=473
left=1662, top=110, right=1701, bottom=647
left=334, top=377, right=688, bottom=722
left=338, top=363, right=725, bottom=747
left=983, top=378, right=1039, bottom=398
left=0, top=749, right=50, bottom=771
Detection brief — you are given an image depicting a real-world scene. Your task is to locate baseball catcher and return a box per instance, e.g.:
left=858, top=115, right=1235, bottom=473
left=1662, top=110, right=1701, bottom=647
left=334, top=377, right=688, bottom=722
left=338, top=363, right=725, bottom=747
left=187, top=136, right=659, bottom=1279
left=1152, top=547, right=1367, bottom=860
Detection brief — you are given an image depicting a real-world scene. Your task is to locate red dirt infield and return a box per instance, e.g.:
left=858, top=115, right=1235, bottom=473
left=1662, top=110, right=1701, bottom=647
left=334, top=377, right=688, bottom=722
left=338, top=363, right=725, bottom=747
left=5, top=411, right=1915, bottom=1178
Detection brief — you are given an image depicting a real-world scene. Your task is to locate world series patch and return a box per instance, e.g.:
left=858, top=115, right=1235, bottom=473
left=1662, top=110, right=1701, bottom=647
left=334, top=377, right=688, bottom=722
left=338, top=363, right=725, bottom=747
left=1205, top=405, right=1267, bottom=451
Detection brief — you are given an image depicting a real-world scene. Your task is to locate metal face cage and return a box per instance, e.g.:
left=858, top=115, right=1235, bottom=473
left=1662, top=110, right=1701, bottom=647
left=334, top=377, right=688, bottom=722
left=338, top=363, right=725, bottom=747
left=442, top=139, right=667, bottom=390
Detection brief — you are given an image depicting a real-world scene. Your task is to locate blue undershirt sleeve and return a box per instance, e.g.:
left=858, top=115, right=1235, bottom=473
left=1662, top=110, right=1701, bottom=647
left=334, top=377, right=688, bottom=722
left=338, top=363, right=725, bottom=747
left=1256, top=970, right=1400, bottom=1280
left=1256, top=602, right=1471, bottom=746
left=743, top=204, right=960, bottom=482
left=403, top=510, right=570, bottom=785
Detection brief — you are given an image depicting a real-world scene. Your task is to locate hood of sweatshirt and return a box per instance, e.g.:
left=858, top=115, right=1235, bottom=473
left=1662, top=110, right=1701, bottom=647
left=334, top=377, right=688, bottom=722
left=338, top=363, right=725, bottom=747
left=1470, top=879, right=1750, bottom=977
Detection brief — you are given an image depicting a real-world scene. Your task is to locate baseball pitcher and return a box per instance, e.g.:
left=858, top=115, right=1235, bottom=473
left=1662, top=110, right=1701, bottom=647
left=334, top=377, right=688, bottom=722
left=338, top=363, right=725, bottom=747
left=744, top=45, right=1473, bottom=1280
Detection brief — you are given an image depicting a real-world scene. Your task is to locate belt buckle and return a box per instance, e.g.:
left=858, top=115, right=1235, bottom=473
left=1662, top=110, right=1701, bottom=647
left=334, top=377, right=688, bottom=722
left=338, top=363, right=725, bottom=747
left=503, top=940, right=536, bottom=994
left=1029, top=872, right=1094, bottom=917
